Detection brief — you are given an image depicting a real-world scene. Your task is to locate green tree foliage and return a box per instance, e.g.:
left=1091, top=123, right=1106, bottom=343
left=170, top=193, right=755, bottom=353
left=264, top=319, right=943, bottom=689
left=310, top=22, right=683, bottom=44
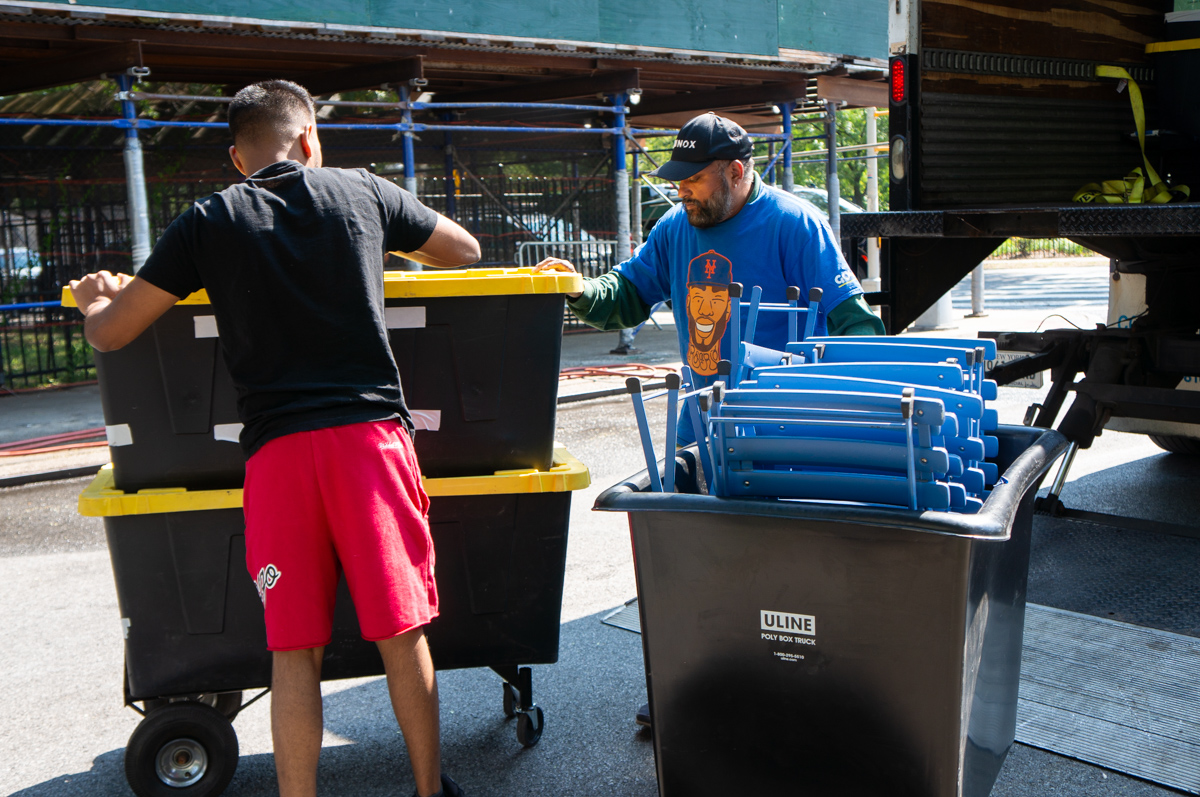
left=784, top=107, right=889, bottom=210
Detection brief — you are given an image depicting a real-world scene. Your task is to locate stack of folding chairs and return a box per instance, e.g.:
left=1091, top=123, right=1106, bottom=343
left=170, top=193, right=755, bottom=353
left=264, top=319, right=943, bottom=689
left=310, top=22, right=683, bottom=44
left=626, top=284, right=998, bottom=514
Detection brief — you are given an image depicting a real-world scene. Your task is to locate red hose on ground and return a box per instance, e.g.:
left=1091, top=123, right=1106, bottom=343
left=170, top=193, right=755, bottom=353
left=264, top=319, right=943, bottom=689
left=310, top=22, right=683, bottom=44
left=0, top=426, right=107, bottom=456
left=0, top=440, right=108, bottom=457
left=560, top=364, right=678, bottom=381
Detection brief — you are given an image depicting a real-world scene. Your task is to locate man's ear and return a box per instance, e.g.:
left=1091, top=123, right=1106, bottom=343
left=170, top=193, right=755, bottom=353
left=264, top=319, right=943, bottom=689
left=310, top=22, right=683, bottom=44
left=729, top=159, right=747, bottom=184
left=299, top=124, right=315, bottom=160
left=229, top=145, right=249, bottom=177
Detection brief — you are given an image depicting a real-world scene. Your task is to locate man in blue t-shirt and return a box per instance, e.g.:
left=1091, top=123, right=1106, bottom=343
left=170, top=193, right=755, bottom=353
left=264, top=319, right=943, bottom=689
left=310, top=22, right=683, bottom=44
left=536, top=112, right=884, bottom=730
left=539, top=112, right=882, bottom=387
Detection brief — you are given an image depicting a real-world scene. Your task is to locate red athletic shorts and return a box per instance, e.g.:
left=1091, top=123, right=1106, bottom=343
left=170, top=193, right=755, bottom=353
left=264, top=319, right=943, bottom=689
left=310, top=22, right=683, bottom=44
left=243, top=419, right=437, bottom=651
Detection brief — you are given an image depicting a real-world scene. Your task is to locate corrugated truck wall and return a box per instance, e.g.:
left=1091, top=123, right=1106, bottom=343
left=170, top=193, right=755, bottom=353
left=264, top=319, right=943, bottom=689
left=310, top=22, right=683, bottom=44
left=914, top=0, right=1167, bottom=209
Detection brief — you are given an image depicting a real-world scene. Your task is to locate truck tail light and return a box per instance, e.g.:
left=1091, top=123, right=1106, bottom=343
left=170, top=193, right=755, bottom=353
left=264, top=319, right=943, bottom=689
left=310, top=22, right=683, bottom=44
left=890, top=57, right=906, bottom=105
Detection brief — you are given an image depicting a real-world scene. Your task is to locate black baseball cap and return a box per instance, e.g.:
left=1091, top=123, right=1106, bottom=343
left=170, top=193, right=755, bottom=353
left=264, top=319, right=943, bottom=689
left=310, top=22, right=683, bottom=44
left=649, top=113, right=753, bottom=181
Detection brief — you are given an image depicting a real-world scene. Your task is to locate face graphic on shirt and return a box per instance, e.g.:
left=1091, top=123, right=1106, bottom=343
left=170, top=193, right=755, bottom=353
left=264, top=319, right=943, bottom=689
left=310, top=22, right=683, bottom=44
left=686, top=283, right=731, bottom=376
left=685, top=250, right=734, bottom=377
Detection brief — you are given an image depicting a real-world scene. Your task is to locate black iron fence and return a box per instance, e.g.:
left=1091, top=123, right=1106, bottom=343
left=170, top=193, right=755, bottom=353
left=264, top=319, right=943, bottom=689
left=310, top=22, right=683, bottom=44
left=417, top=171, right=614, bottom=267
left=0, top=174, right=229, bottom=389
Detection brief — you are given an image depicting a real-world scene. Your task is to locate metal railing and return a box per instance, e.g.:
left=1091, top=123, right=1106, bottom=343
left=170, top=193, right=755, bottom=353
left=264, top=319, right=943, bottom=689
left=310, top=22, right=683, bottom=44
left=517, top=240, right=621, bottom=332
left=516, top=240, right=619, bottom=277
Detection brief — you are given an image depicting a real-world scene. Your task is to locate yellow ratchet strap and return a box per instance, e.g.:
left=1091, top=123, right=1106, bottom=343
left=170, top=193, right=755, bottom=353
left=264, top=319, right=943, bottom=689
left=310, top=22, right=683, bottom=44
left=1073, top=65, right=1190, bottom=204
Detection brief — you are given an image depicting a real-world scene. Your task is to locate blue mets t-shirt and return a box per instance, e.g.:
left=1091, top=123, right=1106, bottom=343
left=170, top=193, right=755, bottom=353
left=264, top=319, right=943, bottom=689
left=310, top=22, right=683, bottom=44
left=616, top=176, right=863, bottom=388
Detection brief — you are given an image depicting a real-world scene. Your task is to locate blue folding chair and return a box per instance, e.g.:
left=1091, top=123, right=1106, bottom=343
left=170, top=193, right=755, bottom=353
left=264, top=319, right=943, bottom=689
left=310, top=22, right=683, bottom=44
left=727, top=283, right=823, bottom=380
left=796, top=338, right=999, bottom=401
left=706, top=386, right=957, bottom=511
left=807, top=335, right=997, bottom=360
left=625, top=373, right=683, bottom=493
left=745, top=371, right=995, bottom=493
left=750, top=361, right=967, bottom=391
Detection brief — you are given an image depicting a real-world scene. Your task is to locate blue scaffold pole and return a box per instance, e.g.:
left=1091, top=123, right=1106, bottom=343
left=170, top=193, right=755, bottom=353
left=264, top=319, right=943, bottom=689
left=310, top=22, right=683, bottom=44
left=781, top=100, right=795, bottom=193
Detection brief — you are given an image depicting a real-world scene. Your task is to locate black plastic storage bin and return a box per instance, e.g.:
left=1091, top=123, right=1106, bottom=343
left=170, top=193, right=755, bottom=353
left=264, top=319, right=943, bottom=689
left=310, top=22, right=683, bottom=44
left=85, top=296, right=244, bottom=492
left=66, top=267, right=582, bottom=489
left=383, top=268, right=581, bottom=477
left=1149, top=35, right=1200, bottom=138
left=595, top=426, right=1068, bottom=797
left=78, top=444, right=589, bottom=796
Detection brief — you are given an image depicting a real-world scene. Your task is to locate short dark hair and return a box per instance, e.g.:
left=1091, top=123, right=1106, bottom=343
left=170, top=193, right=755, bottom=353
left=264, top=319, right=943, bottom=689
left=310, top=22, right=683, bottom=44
left=228, top=80, right=315, bottom=147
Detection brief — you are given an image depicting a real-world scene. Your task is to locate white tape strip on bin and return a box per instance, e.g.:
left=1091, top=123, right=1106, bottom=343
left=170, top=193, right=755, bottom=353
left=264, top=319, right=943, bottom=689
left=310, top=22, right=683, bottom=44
left=198, top=309, right=424, bottom=335
left=410, top=410, right=441, bottom=432
left=194, top=315, right=220, bottom=338
left=385, top=307, right=426, bottom=329
left=105, top=424, right=133, bottom=447
left=213, top=423, right=243, bottom=443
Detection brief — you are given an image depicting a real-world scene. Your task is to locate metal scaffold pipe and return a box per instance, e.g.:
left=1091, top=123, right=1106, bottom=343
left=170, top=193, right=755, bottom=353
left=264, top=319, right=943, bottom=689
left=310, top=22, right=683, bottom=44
left=116, top=74, right=152, bottom=272
left=442, top=114, right=457, bottom=221
left=400, top=86, right=418, bottom=196
left=630, top=134, right=642, bottom=249
left=611, top=92, right=631, bottom=265
left=865, top=107, right=881, bottom=294
left=780, top=101, right=795, bottom=193
left=825, top=100, right=841, bottom=243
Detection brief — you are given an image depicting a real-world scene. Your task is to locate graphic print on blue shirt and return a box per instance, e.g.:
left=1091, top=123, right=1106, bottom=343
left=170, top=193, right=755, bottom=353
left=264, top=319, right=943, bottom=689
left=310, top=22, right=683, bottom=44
left=686, top=249, right=733, bottom=376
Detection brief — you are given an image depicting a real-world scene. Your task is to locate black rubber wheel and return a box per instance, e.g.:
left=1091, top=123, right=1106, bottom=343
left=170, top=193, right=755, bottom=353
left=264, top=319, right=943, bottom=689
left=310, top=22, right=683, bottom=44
left=1150, top=435, right=1200, bottom=456
left=143, top=692, right=243, bottom=721
left=516, top=706, right=544, bottom=747
left=502, top=682, right=519, bottom=719
left=125, top=702, right=239, bottom=797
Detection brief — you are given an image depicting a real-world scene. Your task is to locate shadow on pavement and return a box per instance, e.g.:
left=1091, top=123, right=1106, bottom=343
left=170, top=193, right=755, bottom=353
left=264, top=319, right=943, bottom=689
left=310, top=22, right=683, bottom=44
left=1031, top=452, right=1200, bottom=637
left=11, top=608, right=657, bottom=797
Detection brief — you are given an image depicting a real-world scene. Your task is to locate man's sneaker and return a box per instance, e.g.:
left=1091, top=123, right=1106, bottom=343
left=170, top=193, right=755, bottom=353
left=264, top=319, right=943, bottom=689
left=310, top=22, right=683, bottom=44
left=414, top=773, right=464, bottom=797
left=635, top=702, right=652, bottom=728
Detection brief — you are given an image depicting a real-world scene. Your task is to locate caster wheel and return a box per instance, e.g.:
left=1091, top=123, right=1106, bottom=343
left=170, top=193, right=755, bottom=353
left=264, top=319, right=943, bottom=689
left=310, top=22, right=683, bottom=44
left=125, top=702, right=239, bottom=797
left=516, top=706, right=544, bottom=748
left=502, top=682, right=519, bottom=719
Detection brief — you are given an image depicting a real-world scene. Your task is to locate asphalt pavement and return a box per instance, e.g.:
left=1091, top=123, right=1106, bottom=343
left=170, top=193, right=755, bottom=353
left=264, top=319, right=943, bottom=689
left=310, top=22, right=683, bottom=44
left=2, top=265, right=1197, bottom=796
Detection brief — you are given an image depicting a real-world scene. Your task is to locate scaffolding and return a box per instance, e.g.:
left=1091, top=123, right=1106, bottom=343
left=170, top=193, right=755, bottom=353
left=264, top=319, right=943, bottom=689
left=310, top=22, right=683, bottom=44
left=0, top=69, right=889, bottom=387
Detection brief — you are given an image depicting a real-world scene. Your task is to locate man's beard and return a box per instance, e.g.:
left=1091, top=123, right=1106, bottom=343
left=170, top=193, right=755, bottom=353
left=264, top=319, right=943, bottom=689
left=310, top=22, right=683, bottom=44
left=684, top=171, right=735, bottom=229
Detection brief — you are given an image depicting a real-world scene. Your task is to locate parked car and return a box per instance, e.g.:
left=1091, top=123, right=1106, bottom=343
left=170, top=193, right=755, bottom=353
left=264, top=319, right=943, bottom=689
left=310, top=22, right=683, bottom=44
left=1, top=247, right=42, bottom=281
left=789, top=186, right=865, bottom=216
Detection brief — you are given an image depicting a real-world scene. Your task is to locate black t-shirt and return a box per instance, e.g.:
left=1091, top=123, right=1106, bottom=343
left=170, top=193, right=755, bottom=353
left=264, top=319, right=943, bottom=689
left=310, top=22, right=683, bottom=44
left=137, top=160, right=438, bottom=457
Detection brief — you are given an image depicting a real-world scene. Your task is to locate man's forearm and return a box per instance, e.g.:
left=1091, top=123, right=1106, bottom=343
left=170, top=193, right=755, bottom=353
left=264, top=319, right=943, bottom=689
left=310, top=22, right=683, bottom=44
left=71, top=274, right=181, bottom=352
left=827, top=294, right=885, bottom=337
left=567, top=271, right=654, bottom=331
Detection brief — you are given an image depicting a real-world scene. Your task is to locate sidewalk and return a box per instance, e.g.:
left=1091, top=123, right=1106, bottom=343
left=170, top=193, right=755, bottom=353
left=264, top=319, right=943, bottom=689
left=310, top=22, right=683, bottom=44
left=0, top=384, right=110, bottom=482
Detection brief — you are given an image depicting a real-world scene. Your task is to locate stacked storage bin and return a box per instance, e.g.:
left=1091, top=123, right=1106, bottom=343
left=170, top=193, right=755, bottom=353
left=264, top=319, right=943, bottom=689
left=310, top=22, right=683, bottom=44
left=63, top=267, right=582, bottom=487
left=67, top=267, right=588, bottom=797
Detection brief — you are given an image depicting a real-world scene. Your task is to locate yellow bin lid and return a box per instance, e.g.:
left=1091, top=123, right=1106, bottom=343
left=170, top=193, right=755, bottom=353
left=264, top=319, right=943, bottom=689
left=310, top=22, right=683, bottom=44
left=61, top=281, right=210, bottom=307
left=1147, top=37, right=1200, bottom=53
left=61, top=267, right=581, bottom=308
left=383, top=267, right=582, bottom=298
left=78, top=442, right=589, bottom=517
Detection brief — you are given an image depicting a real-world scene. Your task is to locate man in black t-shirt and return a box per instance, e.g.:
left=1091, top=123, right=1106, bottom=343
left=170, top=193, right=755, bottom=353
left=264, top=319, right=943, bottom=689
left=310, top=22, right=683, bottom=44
left=70, top=80, right=479, bottom=797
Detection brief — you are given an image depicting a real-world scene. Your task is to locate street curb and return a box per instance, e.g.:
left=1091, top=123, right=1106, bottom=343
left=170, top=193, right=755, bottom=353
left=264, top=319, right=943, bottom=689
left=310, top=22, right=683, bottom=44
left=0, top=465, right=102, bottom=490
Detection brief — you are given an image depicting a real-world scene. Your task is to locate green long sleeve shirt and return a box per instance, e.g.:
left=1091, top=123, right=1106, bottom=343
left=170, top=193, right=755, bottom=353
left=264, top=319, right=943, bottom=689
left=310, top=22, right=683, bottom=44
left=567, top=270, right=885, bottom=337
